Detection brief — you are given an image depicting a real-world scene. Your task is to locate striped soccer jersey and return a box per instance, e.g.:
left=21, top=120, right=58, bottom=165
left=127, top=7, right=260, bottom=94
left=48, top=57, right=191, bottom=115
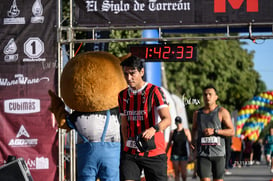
left=118, top=82, right=169, bottom=157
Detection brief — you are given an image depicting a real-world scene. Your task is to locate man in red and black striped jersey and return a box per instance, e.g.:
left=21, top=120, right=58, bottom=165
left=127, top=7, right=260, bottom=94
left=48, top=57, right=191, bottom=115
left=118, top=55, right=171, bottom=181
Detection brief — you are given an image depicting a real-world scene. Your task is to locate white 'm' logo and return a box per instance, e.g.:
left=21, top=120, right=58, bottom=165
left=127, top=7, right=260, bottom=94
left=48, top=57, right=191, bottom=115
left=16, top=125, right=30, bottom=138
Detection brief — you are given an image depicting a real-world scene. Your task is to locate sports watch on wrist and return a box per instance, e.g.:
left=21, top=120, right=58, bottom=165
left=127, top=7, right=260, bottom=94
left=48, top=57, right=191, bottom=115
left=152, top=125, right=160, bottom=132
left=214, top=128, right=219, bottom=135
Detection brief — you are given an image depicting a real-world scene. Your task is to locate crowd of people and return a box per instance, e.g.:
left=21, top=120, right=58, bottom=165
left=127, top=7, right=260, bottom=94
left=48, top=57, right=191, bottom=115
left=118, top=55, right=273, bottom=180
left=165, top=93, right=273, bottom=181
left=225, top=127, right=273, bottom=174
left=118, top=55, right=237, bottom=181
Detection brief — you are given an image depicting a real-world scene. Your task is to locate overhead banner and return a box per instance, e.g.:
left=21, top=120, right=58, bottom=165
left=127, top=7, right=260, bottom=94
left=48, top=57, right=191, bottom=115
left=75, top=0, right=273, bottom=27
left=0, top=0, right=58, bottom=180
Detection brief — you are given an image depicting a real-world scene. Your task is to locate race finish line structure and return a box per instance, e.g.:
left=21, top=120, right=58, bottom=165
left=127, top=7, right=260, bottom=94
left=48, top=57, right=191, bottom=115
left=58, top=0, right=273, bottom=45
left=0, top=0, right=273, bottom=181
left=56, top=1, right=273, bottom=180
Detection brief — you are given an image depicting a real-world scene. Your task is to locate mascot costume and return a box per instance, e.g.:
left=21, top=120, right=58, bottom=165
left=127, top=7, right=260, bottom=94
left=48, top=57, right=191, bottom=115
left=48, top=51, right=127, bottom=181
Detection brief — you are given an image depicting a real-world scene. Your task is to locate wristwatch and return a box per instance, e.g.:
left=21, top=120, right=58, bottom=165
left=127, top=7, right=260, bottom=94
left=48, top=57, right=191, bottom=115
left=214, top=128, right=219, bottom=135
left=152, top=125, right=160, bottom=132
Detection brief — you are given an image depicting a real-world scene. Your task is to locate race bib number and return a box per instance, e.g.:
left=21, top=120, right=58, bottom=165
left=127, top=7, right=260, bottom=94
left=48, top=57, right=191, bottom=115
left=201, top=136, right=220, bottom=145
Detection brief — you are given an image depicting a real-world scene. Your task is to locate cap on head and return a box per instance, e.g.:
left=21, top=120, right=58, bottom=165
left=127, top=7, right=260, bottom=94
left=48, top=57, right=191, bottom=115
left=175, top=116, right=182, bottom=124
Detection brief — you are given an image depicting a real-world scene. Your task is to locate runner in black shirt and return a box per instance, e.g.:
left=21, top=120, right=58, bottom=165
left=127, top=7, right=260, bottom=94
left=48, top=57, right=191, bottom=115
left=166, top=116, right=192, bottom=181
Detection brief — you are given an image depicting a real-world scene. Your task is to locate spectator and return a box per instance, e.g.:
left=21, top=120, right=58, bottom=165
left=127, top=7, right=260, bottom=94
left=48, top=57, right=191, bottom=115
left=225, top=136, right=232, bottom=175
left=243, top=137, right=253, bottom=166
left=166, top=116, right=192, bottom=181
left=230, top=136, right=243, bottom=168
left=250, top=138, right=262, bottom=165
left=263, top=128, right=273, bottom=172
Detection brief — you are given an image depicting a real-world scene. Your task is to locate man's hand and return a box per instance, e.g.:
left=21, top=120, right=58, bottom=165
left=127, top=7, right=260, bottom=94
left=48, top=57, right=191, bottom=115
left=142, top=127, right=156, bottom=141
left=48, top=90, right=65, bottom=113
left=190, top=143, right=195, bottom=150
left=203, top=128, right=214, bottom=136
left=48, top=90, right=70, bottom=130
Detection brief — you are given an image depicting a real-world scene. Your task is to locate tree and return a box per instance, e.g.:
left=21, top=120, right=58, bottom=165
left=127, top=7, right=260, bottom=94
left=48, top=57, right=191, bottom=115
left=164, top=39, right=266, bottom=124
left=109, top=30, right=141, bottom=57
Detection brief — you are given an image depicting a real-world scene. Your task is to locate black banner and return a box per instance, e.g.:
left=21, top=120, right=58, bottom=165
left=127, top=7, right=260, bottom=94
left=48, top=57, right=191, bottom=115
left=0, top=0, right=58, bottom=180
left=75, top=0, right=273, bottom=27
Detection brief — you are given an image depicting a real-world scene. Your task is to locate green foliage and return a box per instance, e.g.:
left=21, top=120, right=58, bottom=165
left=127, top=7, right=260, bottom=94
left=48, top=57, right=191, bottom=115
left=60, top=0, right=70, bottom=26
left=165, top=38, right=266, bottom=124
left=109, top=30, right=141, bottom=57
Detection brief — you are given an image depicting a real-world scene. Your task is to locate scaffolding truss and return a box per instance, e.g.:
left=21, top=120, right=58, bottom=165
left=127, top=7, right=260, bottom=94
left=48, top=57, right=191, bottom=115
left=59, top=22, right=273, bottom=44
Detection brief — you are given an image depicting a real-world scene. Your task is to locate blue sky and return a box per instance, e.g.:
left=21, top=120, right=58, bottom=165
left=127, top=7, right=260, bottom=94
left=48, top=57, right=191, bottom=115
left=241, top=39, right=273, bottom=91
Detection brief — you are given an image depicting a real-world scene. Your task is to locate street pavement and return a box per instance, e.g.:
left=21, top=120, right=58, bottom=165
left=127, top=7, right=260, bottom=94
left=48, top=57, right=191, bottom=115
left=168, top=162, right=273, bottom=181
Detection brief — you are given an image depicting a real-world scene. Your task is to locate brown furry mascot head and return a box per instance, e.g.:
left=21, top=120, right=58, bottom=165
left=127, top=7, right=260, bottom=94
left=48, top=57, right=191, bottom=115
left=49, top=51, right=128, bottom=129
left=60, top=51, right=127, bottom=112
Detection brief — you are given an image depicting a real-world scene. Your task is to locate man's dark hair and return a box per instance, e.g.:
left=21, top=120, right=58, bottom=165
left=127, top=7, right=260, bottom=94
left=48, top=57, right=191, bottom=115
left=120, top=55, right=144, bottom=72
left=203, top=84, right=217, bottom=94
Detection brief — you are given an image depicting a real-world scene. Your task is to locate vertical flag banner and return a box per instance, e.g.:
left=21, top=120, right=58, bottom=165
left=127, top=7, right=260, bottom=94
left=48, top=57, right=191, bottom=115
left=0, top=0, right=58, bottom=180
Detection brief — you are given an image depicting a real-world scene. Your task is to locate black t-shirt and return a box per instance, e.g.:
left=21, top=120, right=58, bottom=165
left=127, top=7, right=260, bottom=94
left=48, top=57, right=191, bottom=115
left=171, top=129, right=188, bottom=156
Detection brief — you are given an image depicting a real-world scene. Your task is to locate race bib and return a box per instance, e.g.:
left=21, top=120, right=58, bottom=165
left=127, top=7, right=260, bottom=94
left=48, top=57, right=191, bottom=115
left=201, top=136, right=221, bottom=145
left=126, top=140, right=138, bottom=149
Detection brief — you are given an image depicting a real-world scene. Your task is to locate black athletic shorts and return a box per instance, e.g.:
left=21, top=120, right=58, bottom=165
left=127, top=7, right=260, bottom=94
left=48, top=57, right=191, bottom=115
left=197, top=156, right=225, bottom=179
left=120, top=152, right=167, bottom=181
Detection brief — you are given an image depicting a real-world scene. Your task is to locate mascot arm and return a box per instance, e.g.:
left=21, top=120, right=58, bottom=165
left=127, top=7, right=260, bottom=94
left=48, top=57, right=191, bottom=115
left=48, top=90, right=71, bottom=131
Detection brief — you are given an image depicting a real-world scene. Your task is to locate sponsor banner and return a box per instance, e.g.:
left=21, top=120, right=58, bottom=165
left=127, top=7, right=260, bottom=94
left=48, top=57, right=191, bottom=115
left=75, top=0, right=194, bottom=26
left=0, top=0, right=48, bottom=26
left=0, top=67, right=55, bottom=99
left=194, top=0, right=273, bottom=25
left=0, top=0, right=58, bottom=180
left=1, top=98, right=51, bottom=116
left=0, top=98, right=58, bottom=180
left=0, top=35, right=56, bottom=64
left=0, top=0, right=56, bottom=64
left=0, top=112, right=58, bottom=180
left=4, top=98, right=41, bottom=114
left=75, top=0, right=273, bottom=27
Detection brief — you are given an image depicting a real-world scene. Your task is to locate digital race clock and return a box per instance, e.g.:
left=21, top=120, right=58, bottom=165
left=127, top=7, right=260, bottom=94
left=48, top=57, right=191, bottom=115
left=129, top=44, right=197, bottom=62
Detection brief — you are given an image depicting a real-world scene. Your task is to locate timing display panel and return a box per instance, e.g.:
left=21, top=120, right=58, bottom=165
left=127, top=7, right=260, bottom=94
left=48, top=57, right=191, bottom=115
left=129, top=44, right=197, bottom=62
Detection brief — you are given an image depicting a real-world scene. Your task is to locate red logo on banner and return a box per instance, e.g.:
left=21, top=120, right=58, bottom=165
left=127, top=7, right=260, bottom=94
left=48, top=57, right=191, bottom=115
left=214, top=0, right=258, bottom=13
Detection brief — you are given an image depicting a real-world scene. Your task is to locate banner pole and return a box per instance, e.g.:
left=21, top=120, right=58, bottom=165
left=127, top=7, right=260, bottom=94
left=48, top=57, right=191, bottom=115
left=70, top=130, right=76, bottom=181
left=69, top=0, right=74, bottom=58
left=142, top=29, right=162, bottom=87
left=57, top=0, right=65, bottom=180
left=69, top=1, right=76, bottom=181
